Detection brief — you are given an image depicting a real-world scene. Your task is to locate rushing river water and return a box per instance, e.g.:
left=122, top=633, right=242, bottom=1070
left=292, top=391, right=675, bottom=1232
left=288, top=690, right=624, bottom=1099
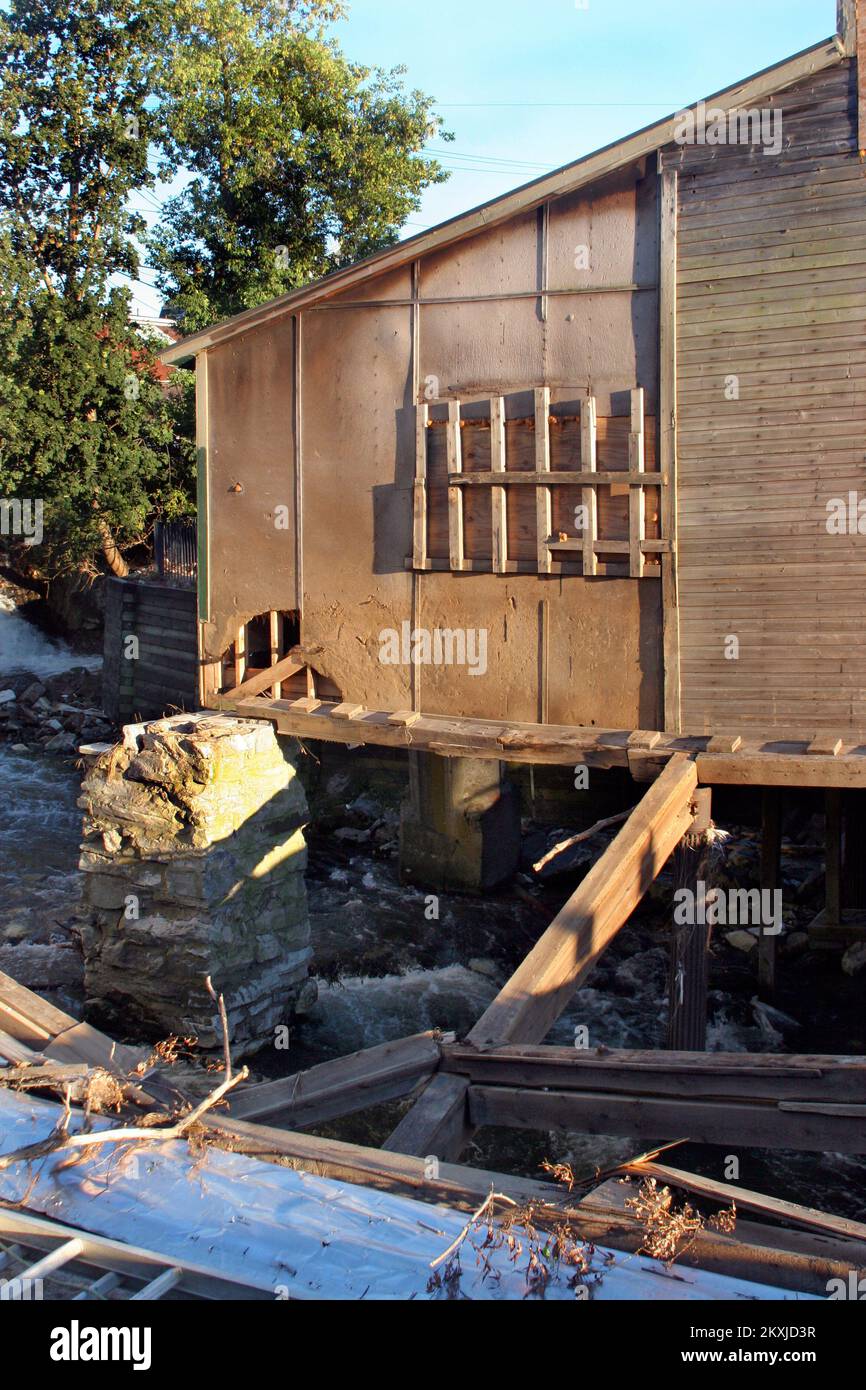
left=1, top=596, right=864, bottom=1220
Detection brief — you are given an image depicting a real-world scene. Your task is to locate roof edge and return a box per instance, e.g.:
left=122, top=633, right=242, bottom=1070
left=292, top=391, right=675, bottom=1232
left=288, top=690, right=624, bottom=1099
left=161, top=34, right=843, bottom=366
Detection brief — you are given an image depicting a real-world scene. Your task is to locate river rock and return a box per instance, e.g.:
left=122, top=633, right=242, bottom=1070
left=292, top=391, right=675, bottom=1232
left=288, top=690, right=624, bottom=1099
left=842, top=942, right=866, bottom=977
left=0, top=690, right=15, bottom=705
left=725, top=930, right=758, bottom=953
left=78, top=712, right=311, bottom=1057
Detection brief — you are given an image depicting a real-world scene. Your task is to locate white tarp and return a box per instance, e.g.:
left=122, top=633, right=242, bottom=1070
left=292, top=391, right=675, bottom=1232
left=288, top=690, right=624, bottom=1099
left=0, top=1089, right=817, bottom=1301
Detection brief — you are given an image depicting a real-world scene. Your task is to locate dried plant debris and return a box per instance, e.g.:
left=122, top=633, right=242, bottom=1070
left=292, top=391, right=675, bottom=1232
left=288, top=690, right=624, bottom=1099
left=625, top=1177, right=736, bottom=1264
left=426, top=1190, right=609, bottom=1301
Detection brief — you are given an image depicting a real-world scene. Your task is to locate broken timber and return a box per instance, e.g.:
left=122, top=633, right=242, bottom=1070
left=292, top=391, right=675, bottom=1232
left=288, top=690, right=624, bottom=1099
left=384, top=754, right=699, bottom=1157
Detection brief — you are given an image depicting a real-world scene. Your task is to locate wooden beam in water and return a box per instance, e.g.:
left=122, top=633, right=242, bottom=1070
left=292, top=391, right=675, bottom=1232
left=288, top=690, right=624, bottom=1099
left=466, top=754, right=699, bottom=1047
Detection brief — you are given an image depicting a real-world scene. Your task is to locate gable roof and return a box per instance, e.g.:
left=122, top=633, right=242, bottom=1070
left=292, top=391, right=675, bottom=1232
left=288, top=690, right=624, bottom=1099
left=161, top=34, right=844, bottom=366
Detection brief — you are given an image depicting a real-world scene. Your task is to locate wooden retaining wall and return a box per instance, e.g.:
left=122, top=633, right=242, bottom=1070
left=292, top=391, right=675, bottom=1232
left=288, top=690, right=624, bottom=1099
left=102, top=578, right=198, bottom=724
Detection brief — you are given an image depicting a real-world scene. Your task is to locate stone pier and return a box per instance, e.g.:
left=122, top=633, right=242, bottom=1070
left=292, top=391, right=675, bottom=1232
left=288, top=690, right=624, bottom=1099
left=78, top=713, right=312, bottom=1056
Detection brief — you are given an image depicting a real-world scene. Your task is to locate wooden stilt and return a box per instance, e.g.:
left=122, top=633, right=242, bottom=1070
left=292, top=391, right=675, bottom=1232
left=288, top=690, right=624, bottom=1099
left=667, top=798, right=712, bottom=1052
left=758, top=787, right=782, bottom=995
left=826, top=789, right=843, bottom=927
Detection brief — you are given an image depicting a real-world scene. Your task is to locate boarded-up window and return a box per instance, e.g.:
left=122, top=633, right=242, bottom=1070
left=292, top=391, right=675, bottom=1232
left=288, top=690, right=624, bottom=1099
left=411, top=388, right=664, bottom=578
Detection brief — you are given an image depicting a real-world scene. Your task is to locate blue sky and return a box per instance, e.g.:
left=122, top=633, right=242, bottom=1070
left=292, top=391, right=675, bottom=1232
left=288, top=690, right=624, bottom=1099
left=133, top=0, right=836, bottom=315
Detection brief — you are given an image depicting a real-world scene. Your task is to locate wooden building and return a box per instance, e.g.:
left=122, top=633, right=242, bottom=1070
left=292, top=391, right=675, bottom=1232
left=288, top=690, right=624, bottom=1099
left=161, top=4, right=866, bottom=795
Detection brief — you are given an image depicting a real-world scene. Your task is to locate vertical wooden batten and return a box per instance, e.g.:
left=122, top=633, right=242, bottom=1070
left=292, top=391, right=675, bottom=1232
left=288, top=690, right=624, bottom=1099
left=535, top=387, right=553, bottom=575
left=580, top=395, right=598, bottom=577
left=629, top=387, right=646, bottom=580
left=659, top=164, right=682, bottom=735
left=411, top=260, right=424, bottom=712
left=490, top=396, right=508, bottom=575
left=447, top=400, right=465, bottom=571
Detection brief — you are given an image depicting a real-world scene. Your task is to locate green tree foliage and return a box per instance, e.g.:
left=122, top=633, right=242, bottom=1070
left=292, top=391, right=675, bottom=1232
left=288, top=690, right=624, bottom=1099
left=0, top=0, right=184, bottom=575
left=151, top=0, right=451, bottom=330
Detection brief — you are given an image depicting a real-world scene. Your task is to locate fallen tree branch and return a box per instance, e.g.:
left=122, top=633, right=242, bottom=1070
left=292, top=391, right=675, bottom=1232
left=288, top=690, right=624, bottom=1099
left=0, top=1068, right=247, bottom=1171
left=532, top=810, right=634, bottom=876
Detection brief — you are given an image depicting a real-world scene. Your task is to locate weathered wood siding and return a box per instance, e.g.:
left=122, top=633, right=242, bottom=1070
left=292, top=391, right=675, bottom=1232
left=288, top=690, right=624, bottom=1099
left=102, top=578, right=197, bottom=723
left=667, top=62, right=866, bottom=737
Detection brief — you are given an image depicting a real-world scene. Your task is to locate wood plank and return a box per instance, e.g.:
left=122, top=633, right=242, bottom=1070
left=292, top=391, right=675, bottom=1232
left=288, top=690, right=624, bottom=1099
left=629, top=387, right=646, bottom=578
left=447, top=400, right=464, bottom=571
left=381, top=1072, right=470, bottom=1160
left=234, top=624, right=246, bottom=689
left=466, top=755, right=699, bottom=1047
left=219, top=652, right=305, bottom=703
left=227, top=1032, right=442, bottom=1128
left=449, top=470, right=663, bottom=487
left=809, top=735, right=844, bottom=757
left=413, top=403, right=428, bottom=570
left=706, top=735, right=742, bottom=753
left=660, top=164, right=681, bottom=734
left=268, top=612, right=283, bottom=700
left=330, top=703, right=365, bottom=721
left=580, top=395, right=598, bottom=577
left=624, top=1159, right=866, bottom=1243
left=579, top=1178, right=864, bottom=1299
left=441, top=1042, right=866, bottom=1102
left=535, top=387, right=552, bottom=575
left=490, top=396, right=508, bottom=574
left=469, top=1085, right=866, bottom=1152
left=388, top=710, right=421, bottom=728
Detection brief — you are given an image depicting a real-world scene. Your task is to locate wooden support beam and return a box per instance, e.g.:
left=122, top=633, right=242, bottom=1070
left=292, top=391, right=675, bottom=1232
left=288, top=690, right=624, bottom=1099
left=580, top=395, right=598, bottom=577
left=826, top=788, right=844, bottom=926
left=629, top=387, right=646, bottom=579
left=535, top=387, right=552, bottom=574
left=227, top=1031, right=442, bottom=1129
left=759, top=787, right=783, bottom=995
left=447, top=400, right=464, bottom=571
left=381, top=1072, right=471, bottom=1161
left=468, top=1085, right=866, bottom=1152
left=441, top=1043, right=866, bottom=1103
left=660, top=165, right=681, bottom=733
left=490, top=396, right=508, bottom=574
left=234, top=623, right=246, bottom=688
left=413, top=403, right=429, bottom=570
left=269, top=611, right=282, bottom=699
left=466, top=754, right=699, bottom=1047
left=219, top=651, right=305, bottom=703
left=667, top=795, right=712, bottom=1051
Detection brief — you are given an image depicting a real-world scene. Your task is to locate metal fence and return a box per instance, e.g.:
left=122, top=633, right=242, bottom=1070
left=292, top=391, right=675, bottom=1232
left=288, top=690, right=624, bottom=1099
left=154, top=518, right=197, bottom=584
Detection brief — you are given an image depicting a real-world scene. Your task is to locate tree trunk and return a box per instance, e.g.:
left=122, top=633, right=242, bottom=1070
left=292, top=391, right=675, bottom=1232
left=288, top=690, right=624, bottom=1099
left=98, top=520, right=129, bottom=578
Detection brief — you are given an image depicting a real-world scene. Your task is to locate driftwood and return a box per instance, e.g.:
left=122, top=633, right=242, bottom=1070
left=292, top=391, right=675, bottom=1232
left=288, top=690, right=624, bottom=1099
left=532, top=809, right=633, bottom=875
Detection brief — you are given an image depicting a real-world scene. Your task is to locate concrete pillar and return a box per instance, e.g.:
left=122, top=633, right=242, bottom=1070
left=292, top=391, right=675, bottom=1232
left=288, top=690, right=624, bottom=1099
left=79, top=713, right=313, bottom=1057
left=399, top=753, right=521, bottom=894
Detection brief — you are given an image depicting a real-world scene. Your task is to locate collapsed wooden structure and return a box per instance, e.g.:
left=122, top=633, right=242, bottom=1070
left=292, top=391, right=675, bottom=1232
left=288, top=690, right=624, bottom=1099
left=1, top=962, right=864, bottom=1300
